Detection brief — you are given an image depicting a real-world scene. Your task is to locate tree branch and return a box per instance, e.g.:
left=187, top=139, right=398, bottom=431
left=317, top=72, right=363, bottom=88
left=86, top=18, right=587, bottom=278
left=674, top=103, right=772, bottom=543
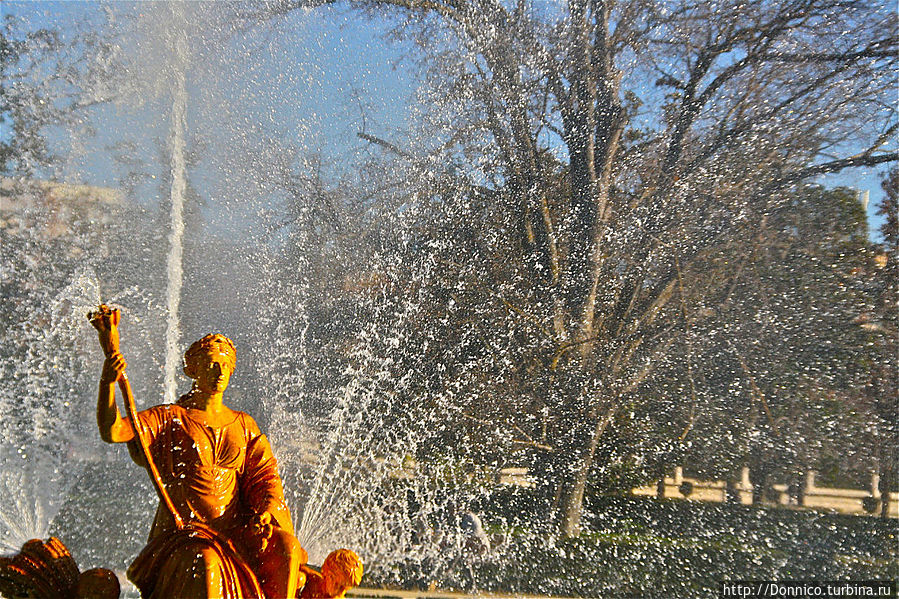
left=357, top=132, right=412, bottom=158
left=764, top=152, right=899, bottom=193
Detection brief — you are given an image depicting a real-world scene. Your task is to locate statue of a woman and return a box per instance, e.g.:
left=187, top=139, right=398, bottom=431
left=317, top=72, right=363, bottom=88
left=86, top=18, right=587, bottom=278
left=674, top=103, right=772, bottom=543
left=97, top=332, right=307, bottom=598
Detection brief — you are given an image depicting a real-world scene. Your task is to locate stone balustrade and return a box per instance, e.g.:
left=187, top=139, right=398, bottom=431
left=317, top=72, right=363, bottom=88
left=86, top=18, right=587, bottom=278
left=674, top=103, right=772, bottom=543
left=632, top=467, right=898, bottom=517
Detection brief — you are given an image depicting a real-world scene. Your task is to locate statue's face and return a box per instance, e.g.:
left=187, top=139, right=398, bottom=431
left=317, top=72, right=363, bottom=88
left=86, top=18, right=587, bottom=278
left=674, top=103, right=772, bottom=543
left=192, top=351, right=234, bottom=394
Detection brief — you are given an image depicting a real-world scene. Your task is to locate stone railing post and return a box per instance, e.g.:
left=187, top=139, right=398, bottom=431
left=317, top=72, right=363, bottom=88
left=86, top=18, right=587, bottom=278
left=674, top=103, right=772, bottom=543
left=805, top=470, right=816, bottom=494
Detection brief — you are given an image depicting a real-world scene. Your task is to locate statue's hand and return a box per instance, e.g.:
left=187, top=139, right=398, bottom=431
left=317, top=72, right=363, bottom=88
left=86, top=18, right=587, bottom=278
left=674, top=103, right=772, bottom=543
left=252, top=511, right=274, bottom=539
left=87, top=304, right=121, bottom=357
left=88, top=304, right=119, bottom=333
left=247, top=511, right=274, bottom=553
left=100, top=352, right=126, bottom=385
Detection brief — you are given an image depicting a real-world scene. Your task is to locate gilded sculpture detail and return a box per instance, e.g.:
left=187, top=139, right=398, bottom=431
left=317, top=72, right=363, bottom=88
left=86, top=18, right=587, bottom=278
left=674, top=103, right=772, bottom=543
left=0, top=305, right=361, bottom=599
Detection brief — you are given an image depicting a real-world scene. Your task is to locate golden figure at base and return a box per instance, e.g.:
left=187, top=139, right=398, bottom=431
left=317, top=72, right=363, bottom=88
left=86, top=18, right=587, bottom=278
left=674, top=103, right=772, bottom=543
left=88, top=305, right=335, bottom=598
left=0, top=537, right=120, bottom=599
left=299, top=549, right=364, bottom=599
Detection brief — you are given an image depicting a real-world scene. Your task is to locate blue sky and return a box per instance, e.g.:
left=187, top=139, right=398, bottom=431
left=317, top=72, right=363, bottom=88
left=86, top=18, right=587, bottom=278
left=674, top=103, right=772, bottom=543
left=4, top=1, right=893, bottom=240
left=4, top=1, right=419, bottom=236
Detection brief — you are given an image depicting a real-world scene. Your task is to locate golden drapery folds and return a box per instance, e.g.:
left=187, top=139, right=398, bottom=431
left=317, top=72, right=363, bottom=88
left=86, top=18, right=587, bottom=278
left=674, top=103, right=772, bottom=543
left=125, top=403, right=298, bottom=599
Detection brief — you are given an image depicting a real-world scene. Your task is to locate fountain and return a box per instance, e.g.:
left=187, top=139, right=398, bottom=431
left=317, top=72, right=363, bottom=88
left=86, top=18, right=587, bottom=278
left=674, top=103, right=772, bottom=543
left=161, top=3, right=190, bottom=407
left=1, top=1, right=897, bottom=598
left=1, top=4, right=485, bottom=595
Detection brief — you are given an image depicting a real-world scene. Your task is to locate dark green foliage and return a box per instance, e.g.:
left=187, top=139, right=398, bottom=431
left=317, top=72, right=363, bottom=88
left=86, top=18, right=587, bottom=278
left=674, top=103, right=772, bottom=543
left=365, top=494, right=899, bottom=597
left=878, top=169, right=899, bottom=250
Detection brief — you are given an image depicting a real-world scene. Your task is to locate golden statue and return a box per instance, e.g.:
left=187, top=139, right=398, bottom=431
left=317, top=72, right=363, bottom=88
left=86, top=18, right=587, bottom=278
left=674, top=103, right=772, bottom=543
left=0, top=306, right=361, bottom=599
left=88, top=305, right=319, bottom=598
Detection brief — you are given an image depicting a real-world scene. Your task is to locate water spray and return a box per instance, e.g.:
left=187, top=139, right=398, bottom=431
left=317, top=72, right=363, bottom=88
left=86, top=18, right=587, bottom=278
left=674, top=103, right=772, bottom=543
left=163, top=4, right=189, bottom=404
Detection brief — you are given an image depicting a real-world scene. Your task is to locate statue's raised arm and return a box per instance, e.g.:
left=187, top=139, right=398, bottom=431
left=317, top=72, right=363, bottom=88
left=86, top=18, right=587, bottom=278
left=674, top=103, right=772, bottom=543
left=88, top=305, right=184, bottom=530
left=89, top=306, right=134, bottom=444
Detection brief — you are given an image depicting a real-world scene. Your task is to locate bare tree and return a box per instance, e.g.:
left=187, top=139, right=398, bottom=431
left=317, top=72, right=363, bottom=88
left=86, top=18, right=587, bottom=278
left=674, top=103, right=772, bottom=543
left=1, top=12, right=124, bottom=177
left=256, top=0, right=897, bottom=536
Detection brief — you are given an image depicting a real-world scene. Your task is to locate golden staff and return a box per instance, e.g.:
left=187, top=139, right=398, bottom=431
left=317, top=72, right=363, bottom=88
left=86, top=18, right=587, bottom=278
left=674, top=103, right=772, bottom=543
left=87, top=305, right=185, bottom=530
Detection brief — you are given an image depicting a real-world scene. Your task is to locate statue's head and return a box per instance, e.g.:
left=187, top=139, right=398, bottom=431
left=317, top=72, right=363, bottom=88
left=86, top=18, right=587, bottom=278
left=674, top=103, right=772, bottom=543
left=322, top=548, right=363, bottom=592
left=183, top=333, right=236, bottom=393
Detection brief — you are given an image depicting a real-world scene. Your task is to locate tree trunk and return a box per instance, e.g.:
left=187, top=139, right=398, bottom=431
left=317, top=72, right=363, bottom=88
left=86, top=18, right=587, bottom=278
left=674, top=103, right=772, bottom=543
left=557, top=475, right=588, bottom=538
left=555, top=407, right=616, bottom=538
left=879, top=458, right=896, bottom=519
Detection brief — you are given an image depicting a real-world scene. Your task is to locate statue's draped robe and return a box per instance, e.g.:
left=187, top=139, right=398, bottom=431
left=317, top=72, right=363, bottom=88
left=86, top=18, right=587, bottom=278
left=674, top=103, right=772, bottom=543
left=125, top=402, right=292, bottom=599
